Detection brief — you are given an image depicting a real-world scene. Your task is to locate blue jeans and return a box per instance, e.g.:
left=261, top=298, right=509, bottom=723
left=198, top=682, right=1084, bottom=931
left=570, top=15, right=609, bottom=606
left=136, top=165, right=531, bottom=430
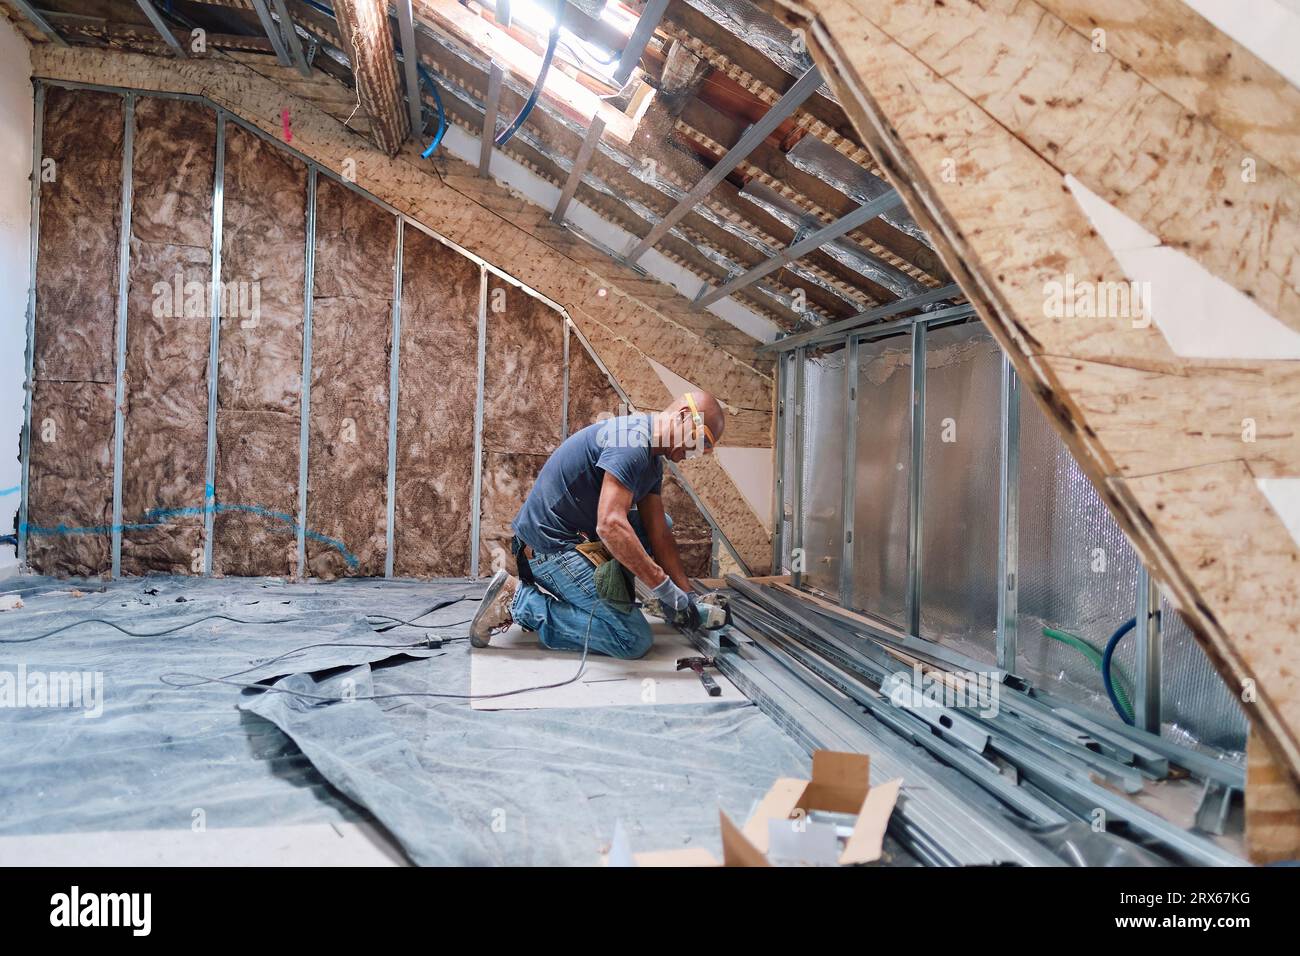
left=510, top=511, right=668, bottom=661
left=510, top=549, right=654, bottom=660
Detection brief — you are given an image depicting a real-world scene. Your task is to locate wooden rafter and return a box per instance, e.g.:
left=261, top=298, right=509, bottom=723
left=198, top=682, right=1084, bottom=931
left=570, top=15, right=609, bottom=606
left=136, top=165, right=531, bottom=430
left=332, top=0, right=410, bottom=155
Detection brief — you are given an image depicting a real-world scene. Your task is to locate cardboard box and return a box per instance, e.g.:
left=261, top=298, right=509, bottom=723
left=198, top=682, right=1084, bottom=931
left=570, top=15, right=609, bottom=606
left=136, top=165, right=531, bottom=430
left=621, top=750, right=901, bottom=867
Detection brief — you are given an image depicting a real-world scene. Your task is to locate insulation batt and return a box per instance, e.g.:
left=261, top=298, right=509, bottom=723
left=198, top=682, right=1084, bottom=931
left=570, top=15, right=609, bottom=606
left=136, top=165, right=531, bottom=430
left=121, top=98, right=216, bottom=574
left=306, top=177, right=395, bottom=579
left=393, top=229, right=479, bottom=576
left=213, top=123, right=308, bottom=577
left=26, top=88, right=124, bottom=576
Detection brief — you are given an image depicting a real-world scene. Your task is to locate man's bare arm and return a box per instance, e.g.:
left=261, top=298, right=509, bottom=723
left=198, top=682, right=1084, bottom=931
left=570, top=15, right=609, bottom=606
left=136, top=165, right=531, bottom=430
left=595, top=472, right=667, bottom=586
left=636, top=492, right=689, bottom=591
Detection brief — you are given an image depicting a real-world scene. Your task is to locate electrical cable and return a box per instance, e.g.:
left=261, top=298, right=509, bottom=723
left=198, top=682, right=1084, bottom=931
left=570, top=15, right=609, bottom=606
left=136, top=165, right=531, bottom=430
left=366, top=596, right=479, bottom=632
left=1, top=613, right=314, bottom=645
left=1101, top=617, right=1138, bottom=726
left=494, top=8, right=560, bottom=148
left=418, top=63, right=448, bottom=158
left=4, top=596, right=476, bottom=646
left=159, top=598, right=600, bottom=703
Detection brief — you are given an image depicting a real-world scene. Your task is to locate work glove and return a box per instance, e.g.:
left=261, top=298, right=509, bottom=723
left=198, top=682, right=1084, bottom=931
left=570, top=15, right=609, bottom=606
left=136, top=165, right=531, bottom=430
left=650, top=575, right=691, bottom=612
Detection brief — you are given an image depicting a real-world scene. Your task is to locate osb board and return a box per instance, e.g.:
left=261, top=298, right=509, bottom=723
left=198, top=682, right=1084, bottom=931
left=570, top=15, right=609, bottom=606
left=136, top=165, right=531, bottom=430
left=121, top=241, right=212, bottom=575
left=482, top=275, right=564, bottom=455
left=392, top=227, right=479, bottom=577
left=775, top=0, right=1300, bottom=782
left=1035, top=0, right=1300, bottom=184
left=28, top=47, right=773, bottom=573
left=120, top=97, right=215, bottom=575
left=33, top=86, right=123, bottom=385
left=27, top=86, right=123, bottom=575
left=216, top=123, right=308, bottom=415
left=835, top=0, right=1300, bottom=334
left=1247, top=728, right=1300, bottom=864
left=479, top=451, right=549, bottom=575
left=25, top=382, right=116, bottom=577
left=212, top=122, right=307, bottom=576
left=212, top=410, right=301, bottom=577
left=305, top=177, right=395, bottom=579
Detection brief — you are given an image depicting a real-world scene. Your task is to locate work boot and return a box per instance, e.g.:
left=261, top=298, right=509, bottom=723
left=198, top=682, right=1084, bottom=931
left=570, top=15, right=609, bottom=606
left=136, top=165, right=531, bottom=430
left=470, top=569, right=518, bottom=648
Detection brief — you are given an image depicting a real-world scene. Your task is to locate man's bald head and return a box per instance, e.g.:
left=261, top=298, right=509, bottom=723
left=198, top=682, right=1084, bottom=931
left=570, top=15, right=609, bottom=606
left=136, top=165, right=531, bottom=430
left=655, top=391, right=726, bottom=462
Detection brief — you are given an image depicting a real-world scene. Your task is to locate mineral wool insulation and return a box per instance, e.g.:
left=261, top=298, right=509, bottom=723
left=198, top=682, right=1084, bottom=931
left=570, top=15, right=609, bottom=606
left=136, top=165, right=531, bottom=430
left=22, top=86, right=715, bottom=579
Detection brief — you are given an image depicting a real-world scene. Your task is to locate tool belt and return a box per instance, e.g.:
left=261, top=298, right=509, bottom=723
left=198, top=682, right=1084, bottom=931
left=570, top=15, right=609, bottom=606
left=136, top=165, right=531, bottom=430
left=572, top=541, right=637, bottom=611
left=515, top=537, right=636, bottom=610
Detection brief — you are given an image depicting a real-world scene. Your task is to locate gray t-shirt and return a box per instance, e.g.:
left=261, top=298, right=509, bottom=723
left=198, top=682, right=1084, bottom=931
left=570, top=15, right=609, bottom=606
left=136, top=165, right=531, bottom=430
left=512, top=414, right=663, bottom=554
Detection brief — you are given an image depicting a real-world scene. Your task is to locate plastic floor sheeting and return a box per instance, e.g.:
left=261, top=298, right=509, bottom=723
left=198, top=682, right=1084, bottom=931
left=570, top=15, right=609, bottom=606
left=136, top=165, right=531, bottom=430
left=0, top=573, right=809, bottom=866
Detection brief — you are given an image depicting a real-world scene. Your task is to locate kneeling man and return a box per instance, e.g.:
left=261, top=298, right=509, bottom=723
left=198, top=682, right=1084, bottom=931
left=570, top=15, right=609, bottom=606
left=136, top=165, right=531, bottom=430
left=469, top=392, right=725, bottom=659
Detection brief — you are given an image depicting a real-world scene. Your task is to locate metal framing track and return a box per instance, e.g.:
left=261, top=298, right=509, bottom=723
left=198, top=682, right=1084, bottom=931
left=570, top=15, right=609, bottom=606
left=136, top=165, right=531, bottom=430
left=16, top=83, right=44, bottom=566
left=200, top=110, right=226, bottom=575
left=295, top=167, right=318, bottom=578
left=109, top=93, right=136, bottom=577
left=384, top=217, right=405, bottom=578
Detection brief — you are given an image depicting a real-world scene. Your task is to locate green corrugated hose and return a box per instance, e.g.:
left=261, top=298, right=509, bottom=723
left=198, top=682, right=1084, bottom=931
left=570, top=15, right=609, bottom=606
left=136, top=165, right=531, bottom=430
left=1042, top=626, right=1135, bottom=723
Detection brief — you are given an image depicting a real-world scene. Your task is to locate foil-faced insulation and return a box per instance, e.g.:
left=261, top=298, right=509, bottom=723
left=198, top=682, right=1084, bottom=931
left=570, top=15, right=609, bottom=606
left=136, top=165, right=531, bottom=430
left=392, top=229, right=480, bottom=577
left=784, top=135, right=931, bottom=249
left=213, top=123, right=308, bottom=577
left=799, top=345, right=846, bottom=597
left=918, top=323, right=1001, bottom=661
left=1016, top=388, right=1142, bottom=719
left=850, top=333, right=912, bottom=627
left=121, top=97, right=216, bottom=575
left=306, top=177, right=396, bottom=579
left=26, top=87, right=124, bottom=576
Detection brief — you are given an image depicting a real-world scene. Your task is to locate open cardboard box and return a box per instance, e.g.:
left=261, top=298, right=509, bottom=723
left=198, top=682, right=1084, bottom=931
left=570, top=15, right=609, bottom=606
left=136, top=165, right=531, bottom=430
left=627, top=751, right=902, bottom=867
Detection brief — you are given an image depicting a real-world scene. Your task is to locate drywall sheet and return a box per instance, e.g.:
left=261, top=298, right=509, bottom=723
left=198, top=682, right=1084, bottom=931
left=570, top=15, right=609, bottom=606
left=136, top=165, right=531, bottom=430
left=121, top=98, right=215, bottom=575
left=306, top=177, right=395, bottom=579
left=26, top=87, right=124, bottom=575
left=469, top=619, right=739, bottom=710
left=479, top=276, right=564, bottom=573
left=392, top=229, right=478, bottom=577
left=212, top=123, right=307, bottom=577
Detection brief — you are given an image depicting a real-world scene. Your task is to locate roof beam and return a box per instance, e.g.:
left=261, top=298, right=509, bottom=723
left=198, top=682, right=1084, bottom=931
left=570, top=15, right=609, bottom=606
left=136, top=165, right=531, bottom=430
left=270, top=0, right=312, bottom=76
left=693, top=189, right=902, bottom=308
left=623, top=64, right=822, bottom=264
left=133, top=0, right=187, bottom=57
left=551, top=116, right=605, bottom=225
left=8, top=0, right=68, bottom=45
left=332, top=0, right=411, bottom=155
left=614, top=0, right=670, bottom=85
left=394, top=0, right=424, bottom=135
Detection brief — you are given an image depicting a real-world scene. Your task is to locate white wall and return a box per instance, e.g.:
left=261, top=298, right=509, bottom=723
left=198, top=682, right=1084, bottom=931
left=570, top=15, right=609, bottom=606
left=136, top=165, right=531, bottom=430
left=0, top=18, right=32, bottom=569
